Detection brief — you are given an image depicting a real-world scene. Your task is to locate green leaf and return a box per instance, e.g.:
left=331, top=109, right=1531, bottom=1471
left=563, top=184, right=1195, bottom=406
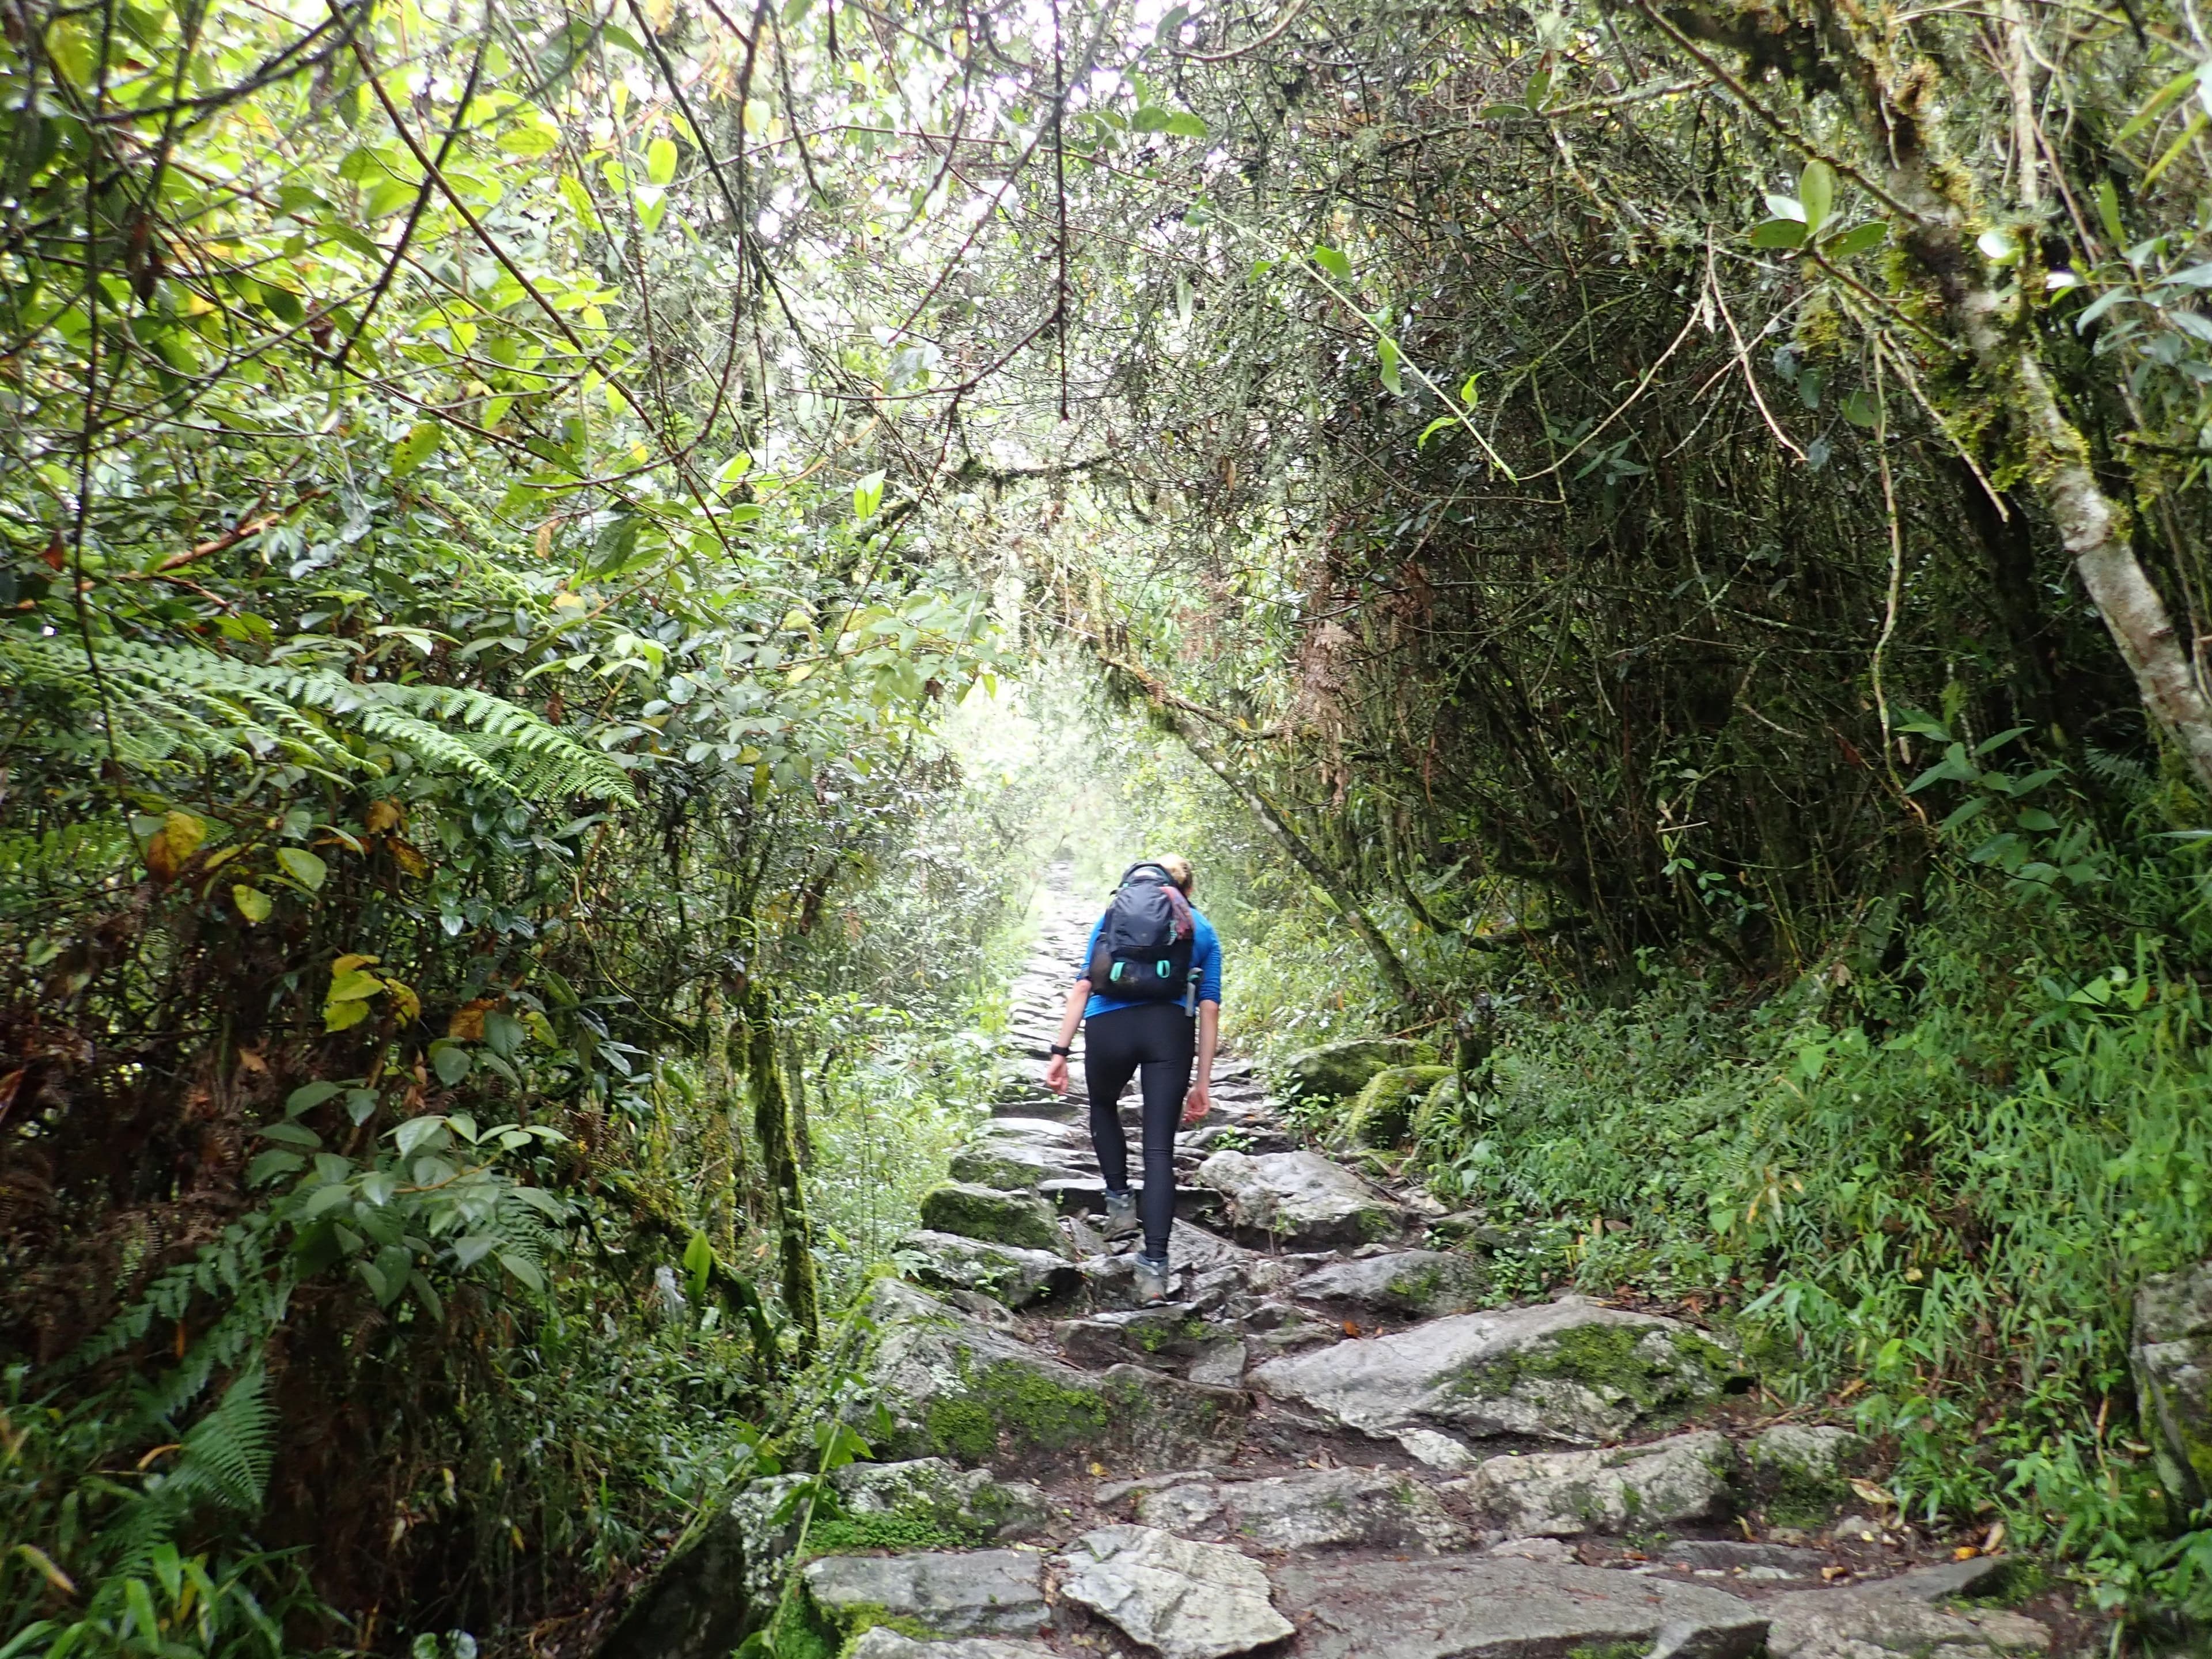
left=429, top=1039, right=472, bottom=1086
left=1417, top=415, right=1457, bottom=449
left=646, top=136, right=677, bottom=185
left=257, top=1120, right=323, bottom=1148
left=1312, top=245, right=1353, bottom=285
left=233, top=884, right=272, bottom=923
left=853, top=469, right=885, bottom=521
left=324, top=998, right=372, bottom=1032
left=390, top=421, right=442, bottom=478
left=1840, top=388, right=1877, bottom=429
left=276, top=846, right=327, bottom=891
left=287, top=1080, right=343, bottom=1115
left=247, top=1150, right=305, bottom=1185
left=1823, top=221, right=1888, bottom=259
left=2097, top=179, right=2126, bottom=248
left=1378, top=336, right=1403, bottom=395
left=1131, top=105, right=1172, bottom=132
left=1749, top=218, right=1807, bottom=250
left=326, top=968, right=384, bottom=1003
left=394, top=1115, right=448, bottom=1158
left=1798, top=161, right=1834, bottom=233
left=1163, top=111, right=1209, bottom=139
left=498, top=1251, right=547, bottom=1292
left=684, top=1228, right=713, bottom=1302
left=2117, top=65, right=2200, bottom=142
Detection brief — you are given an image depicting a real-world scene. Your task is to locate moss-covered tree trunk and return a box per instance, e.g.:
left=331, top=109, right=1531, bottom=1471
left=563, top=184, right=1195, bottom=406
left=745, top=991, right=820, bottom=1357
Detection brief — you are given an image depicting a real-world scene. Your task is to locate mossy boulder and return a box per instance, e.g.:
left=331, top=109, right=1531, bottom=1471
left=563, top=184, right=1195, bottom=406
left=858, top=1280, right=1247, bottom=1471
left=2135, top=1259, right=2212, bottom=1508
left=899, top=1230, right=1076, bottom=1309
left=917, top=1181, right=1061, bottom=1253
left=1252, top=1294, right=1745, bottom=1445
left=1277, top=1037, right=1437, bottom=1104
left=1343, top=1065, right=1453, bottom=1147
left=1746, top=1424, right=1871, bottom=1529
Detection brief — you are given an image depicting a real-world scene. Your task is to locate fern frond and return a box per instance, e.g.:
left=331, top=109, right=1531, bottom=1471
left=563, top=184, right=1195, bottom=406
left=0, top=635, right=633, bottom=802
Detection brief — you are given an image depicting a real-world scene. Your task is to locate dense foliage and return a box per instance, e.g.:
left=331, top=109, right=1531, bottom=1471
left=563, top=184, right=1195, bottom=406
left=13, top=0, right=2212, bottom=1647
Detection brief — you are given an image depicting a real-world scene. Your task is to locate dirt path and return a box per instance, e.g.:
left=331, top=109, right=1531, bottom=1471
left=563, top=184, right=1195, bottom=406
left=704, top=868, right=2065, bottom=1659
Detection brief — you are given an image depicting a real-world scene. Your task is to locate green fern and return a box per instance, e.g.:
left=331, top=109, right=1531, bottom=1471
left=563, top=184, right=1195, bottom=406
left=1, top=634, right=634, bottom=802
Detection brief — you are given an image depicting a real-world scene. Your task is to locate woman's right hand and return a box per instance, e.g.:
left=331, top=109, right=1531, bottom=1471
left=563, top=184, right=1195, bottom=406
left=1044, top=1054, right=1070, bottom=1094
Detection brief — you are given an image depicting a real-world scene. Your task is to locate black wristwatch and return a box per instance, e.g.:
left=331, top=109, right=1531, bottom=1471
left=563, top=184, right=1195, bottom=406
left=1048, top=1044, right=1071, bottom=1058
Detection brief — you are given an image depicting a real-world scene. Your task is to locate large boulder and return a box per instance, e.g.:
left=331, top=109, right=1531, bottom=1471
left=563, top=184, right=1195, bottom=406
left=800, top=1549, right=1049, bottom=1642
left=1249, top=1294, right=1741, bottom=1446
left=899, top=1231, right=1077, bottom=1309
left=858, top=1280, right=1245, bottom=1470
left=1450, top=1429, right=1738, bottom=1536
left=918, top=1181, right=1063, bottom=1253
left=1132, top=1466, right=1467, bottom=1553
left=1194, top=1149, right=1400, bottom=1248
left=1267, top=1557, right=1767, bottom=1659
left=1341, top=1065, right=1453, bottom=1147
left=1052, top=1525, right=1293, bottom=1659
left=1276, top=1038, right=1437, bottom=1104
left=2135, top=1260, right=2212, bottom=1506
left=592, top=1495, right=761, bottom=1659
left=1292, top=1249, right=1488, bottom=1318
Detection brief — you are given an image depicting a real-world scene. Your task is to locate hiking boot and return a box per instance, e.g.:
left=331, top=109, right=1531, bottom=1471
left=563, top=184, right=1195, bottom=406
left=1101, top=1188, right=1139, bottom=1241
left=1131, top=1253, right=1172, bottom=1306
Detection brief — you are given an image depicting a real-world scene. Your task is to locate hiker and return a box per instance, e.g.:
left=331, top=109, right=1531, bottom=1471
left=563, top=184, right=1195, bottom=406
left=1043, top=854, right=1222, bottom=1305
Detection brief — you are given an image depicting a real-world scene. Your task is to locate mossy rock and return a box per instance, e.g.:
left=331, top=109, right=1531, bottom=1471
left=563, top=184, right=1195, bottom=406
left=916, top=1181, right=1061, bottom=1253
left=859, top=1280, right=1246, bottom=1472
left=1344, top=1065, right=1453, bottom=1147
left=946, top=1147, right=1053, bottom=1190
left=1459, top=1320, right=1745, bottom=1437
left=1746, top=1423, right=1872, bottom=1529
left=1277, top=1037, right=1437, bottom=1104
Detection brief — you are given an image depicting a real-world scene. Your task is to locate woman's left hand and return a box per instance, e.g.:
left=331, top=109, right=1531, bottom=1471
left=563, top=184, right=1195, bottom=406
left=1181, top=1079, right=1212, bottom=1126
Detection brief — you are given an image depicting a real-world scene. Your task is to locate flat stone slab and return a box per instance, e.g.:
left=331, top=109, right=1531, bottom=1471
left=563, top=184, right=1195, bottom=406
left=1134, top=1465, right=1467, bottom=1553
left=1267, top=1557, right=1767, bottom=1659
left=800, top=1548, right=1048, bottom=1639
left=1053, top=1524, right=1294, bottom=1659
left=846, top=1632, right=1058, bottom=1659
left=1451, top=1430, right=1738, bottom=1536
left=1293, top=1249, right=1487, bottom=1317
left=1662, top=1537, right=1827, bottom=1577
left=1765, top=1577, right=2050, bottom=1658
left=861, top=1281, right=1246, bottom=1469
left=901, top=1231, right=1078, bottom=1309
left=1058, top=1306, right=1223, bottom=1368
left=1249, top=1294, right=1739, bottom=1445
left=1195, top=1149, right=1400, bottom=1247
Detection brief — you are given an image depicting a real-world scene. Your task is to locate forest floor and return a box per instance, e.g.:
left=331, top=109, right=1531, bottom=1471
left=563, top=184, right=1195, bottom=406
left=757, top=866, right=2093, bottom=1659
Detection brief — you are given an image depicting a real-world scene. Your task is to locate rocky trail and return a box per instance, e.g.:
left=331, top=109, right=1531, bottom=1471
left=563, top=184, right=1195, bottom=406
left=616, top=869, right=2068, bottom=1659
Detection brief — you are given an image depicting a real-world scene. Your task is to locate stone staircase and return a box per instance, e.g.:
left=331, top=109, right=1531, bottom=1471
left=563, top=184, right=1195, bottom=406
left=624, top=866, right=2068, bottom=1659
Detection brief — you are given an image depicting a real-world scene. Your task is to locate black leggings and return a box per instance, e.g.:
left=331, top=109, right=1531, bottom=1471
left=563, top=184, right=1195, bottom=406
left=1084, top=1002, right=1195, bottom=1259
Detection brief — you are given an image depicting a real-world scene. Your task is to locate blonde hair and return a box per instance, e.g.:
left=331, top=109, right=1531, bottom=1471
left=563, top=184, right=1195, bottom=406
left=1156, top=854, right=1194, bottom=893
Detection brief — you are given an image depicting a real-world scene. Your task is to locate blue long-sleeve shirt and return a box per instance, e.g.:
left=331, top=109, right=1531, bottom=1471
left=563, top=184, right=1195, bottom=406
left=1076, top=908, right=1222, bottom=1020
